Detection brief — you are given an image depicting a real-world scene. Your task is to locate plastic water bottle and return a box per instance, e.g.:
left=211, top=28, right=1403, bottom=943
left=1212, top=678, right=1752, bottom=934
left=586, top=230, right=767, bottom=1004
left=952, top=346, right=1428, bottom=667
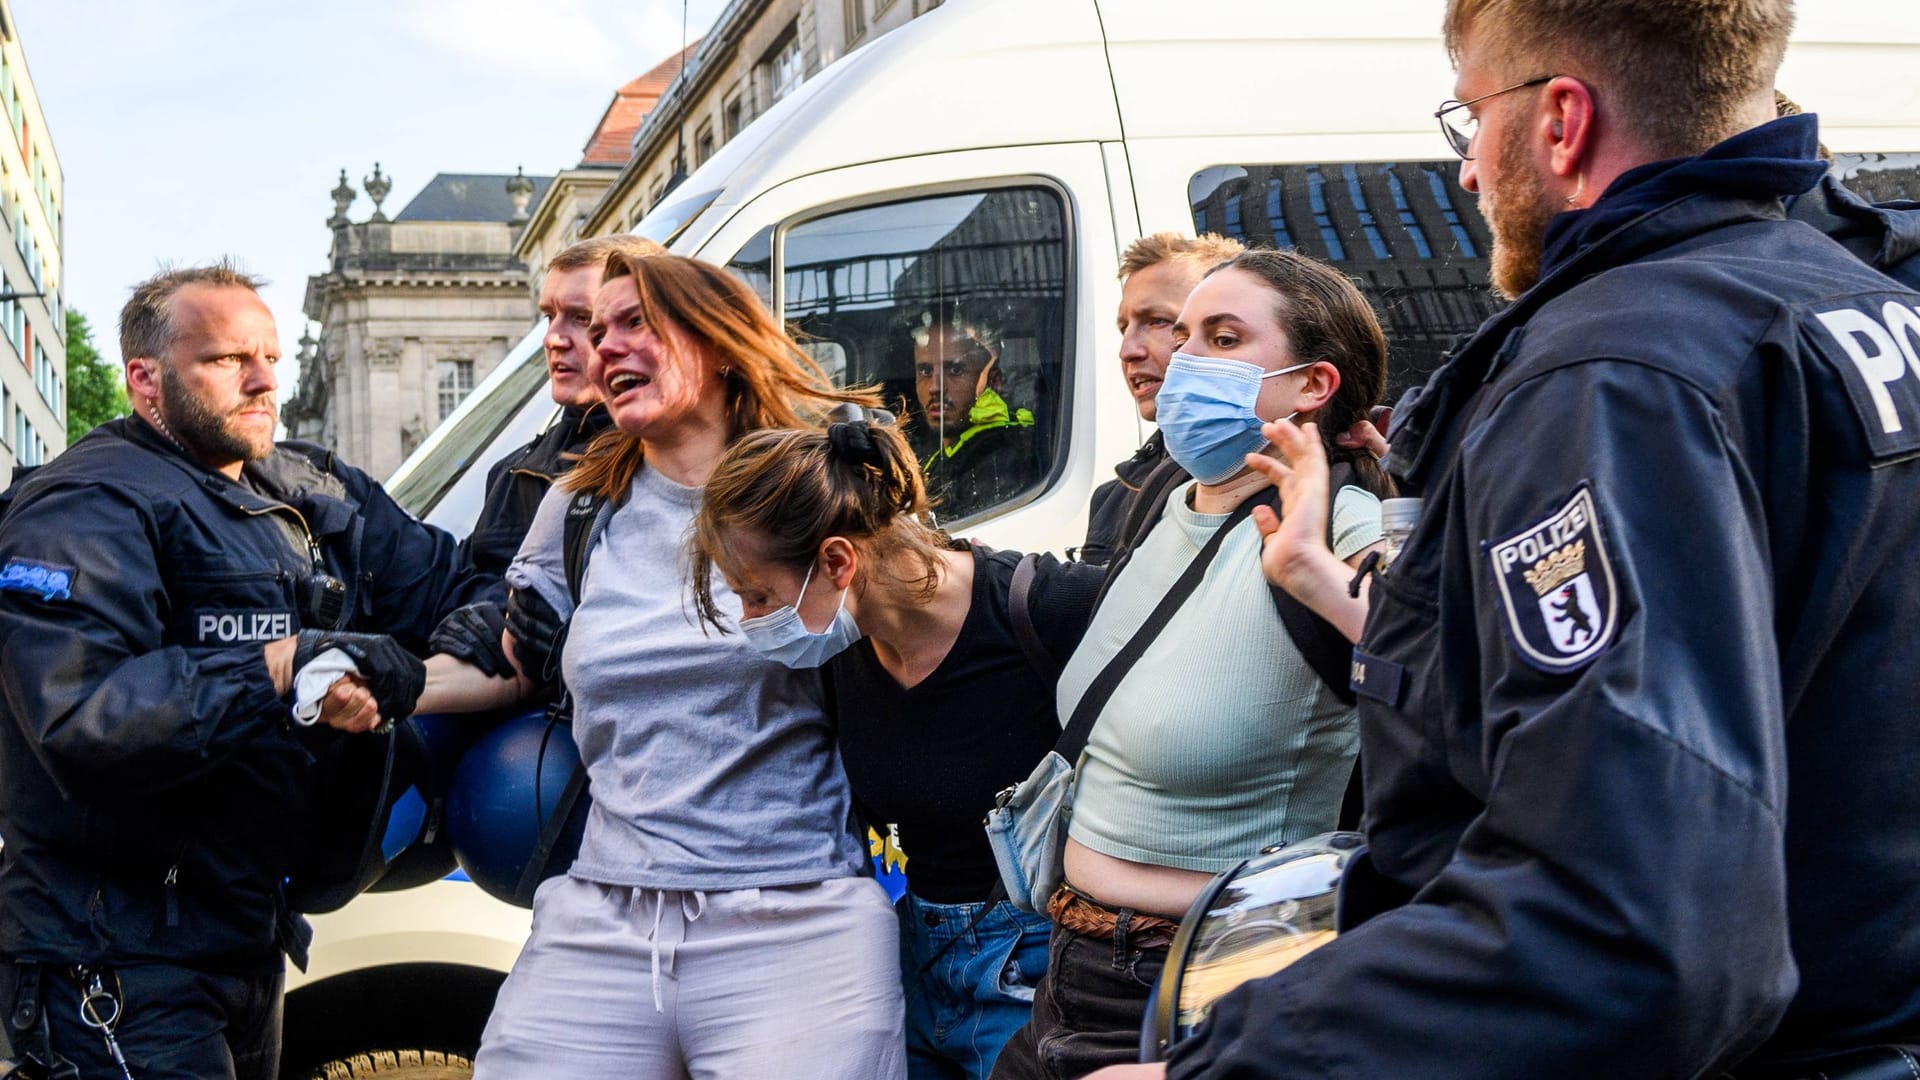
left=1380, top=498, right=1424, bottom=566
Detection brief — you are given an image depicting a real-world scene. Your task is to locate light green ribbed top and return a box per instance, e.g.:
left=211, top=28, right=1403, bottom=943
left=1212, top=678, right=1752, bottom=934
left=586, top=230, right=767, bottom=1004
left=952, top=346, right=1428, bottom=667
left=1060, top=481, right=1379, bottom=873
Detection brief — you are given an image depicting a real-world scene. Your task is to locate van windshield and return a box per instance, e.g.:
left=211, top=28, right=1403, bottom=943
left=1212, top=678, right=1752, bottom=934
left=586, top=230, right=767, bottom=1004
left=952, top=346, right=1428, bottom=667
left=387, top=355, right=552, bottom=518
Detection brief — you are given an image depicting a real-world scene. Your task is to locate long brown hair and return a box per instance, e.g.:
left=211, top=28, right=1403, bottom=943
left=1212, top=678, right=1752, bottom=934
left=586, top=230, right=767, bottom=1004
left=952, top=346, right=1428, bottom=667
left=565, top=252, right=878, bottom=498
left=689, top=413, right=949, bottom=630
left=1210, top=249, right=1394, bottom=497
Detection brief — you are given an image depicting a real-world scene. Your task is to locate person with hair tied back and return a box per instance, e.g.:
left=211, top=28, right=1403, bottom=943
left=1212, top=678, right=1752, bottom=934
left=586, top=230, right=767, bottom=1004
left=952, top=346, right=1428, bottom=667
left=443, top=252, right=906, bottom=1079
left=992, top=248, right=1394, bottom=1080
left=689, top=412, right=1104, bottom=1080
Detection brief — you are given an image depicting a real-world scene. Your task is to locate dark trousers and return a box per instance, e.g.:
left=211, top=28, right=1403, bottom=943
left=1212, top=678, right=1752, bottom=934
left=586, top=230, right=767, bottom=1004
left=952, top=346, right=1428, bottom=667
left=1, top=961, right=281, bottom=1080
left=988, top=919, right=1166, bottom=1080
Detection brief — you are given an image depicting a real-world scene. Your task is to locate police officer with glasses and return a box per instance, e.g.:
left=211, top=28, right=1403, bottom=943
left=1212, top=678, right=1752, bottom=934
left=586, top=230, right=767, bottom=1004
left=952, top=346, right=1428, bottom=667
left=1094, top=0, right=1920, bottom=1077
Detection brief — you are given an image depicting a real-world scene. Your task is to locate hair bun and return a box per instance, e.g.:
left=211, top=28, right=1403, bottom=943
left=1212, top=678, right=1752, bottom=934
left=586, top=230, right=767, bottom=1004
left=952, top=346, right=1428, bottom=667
left=827, top=419, right=888, bottom=469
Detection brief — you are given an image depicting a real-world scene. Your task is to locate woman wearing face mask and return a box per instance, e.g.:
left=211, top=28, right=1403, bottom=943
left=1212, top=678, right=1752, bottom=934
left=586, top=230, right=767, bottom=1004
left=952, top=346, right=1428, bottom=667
left=687, top=411, right=1104, bottom=1080
left=467, top=253, right=906, bottom=1079
left=990, top=249, right=1392, bottom=1080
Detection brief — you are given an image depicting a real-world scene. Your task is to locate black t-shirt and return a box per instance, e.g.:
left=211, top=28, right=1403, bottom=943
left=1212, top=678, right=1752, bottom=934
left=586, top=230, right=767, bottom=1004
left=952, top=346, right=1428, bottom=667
left=827, top=545, right=1101, bottom=903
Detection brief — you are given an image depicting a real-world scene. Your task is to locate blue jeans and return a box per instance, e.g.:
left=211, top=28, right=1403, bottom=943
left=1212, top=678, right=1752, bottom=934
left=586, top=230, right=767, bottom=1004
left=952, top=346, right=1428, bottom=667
left=899, top=891, right=1052, bottom=1080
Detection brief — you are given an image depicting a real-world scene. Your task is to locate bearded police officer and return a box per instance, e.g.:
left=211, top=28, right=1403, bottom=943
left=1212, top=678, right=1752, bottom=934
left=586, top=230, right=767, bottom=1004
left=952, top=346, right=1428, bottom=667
left=1092, top=1, right=1920, bottom=1078
left=0, top=264, right=482, bottom=1079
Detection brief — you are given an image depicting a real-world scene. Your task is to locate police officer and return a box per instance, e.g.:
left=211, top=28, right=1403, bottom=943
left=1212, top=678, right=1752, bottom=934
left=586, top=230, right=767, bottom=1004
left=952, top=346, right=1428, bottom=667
left=0, top=263, right=482, bottom=1079
left=427, top=235, right=664, bottom=674
left=1095, top=1, right=1920, bottom=1077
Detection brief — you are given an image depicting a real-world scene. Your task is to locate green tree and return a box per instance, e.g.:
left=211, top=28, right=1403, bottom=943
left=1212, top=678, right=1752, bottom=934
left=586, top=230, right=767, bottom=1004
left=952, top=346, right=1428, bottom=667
left=65, top=308, right=128, bottom=439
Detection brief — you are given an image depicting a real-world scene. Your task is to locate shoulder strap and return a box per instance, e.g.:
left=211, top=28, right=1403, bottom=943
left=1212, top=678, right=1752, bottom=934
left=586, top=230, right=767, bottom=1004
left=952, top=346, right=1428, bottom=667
left=561, top=493, right=614, bottom=604
left=1055, top=498, right=1258, bottom=762
left=1254, top=460, right=1361, bottom=706
left=1007, top=553, right=1056, bottom=682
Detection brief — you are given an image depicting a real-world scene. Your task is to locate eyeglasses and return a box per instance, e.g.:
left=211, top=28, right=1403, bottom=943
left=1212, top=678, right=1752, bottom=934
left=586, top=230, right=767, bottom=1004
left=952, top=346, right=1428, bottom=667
left=1434, top=75, right=1557, bottom=160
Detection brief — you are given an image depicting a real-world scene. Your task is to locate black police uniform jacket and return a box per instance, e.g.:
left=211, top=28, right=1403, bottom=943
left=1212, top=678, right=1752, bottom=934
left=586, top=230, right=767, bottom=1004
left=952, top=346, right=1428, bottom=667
left=0, top=419, right=479, bottom=973
left=456, top=402, right=612, bottom=603
left=1169, top=115, right=1920, bottom=1077
left=1078, top=430, right=1174, bottom=566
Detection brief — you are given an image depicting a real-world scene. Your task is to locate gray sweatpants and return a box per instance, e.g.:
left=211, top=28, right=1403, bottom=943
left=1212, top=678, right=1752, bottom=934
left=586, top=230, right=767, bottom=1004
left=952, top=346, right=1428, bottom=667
left=474, top=874, right=906, bottom=1079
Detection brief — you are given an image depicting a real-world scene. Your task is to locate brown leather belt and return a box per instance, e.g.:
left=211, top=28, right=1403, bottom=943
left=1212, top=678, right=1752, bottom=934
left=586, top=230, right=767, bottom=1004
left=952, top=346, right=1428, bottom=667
left=1047, top=883, right=1180, bottom=951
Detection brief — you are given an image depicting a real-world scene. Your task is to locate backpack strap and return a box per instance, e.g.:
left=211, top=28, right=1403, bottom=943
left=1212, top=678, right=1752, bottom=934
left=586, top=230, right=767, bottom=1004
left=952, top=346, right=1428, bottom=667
left=1007, top=553, right=1058, bottom=683
left=561, top=491, right=614, bottom=605
left=1254, top=459, right=1361, bottom=707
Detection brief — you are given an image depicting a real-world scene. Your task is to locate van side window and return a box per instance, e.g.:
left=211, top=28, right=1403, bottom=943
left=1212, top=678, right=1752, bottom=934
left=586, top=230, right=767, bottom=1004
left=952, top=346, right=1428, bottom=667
left=1191, top=162, right=1499, bottom=398
left=780, top=187, right=1068, bottom=524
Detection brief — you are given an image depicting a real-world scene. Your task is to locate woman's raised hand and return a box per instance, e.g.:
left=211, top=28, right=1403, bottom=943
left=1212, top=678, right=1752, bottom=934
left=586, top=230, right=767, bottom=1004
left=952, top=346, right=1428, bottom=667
left=1246, top=419, right=1336, bottom=595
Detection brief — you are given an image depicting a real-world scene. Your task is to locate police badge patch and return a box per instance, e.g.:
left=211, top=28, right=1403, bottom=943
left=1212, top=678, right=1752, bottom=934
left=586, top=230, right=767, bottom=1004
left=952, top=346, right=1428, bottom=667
left=1487, top=486, right=1617, bottom=673
left=0, top=557, right=74, bottom=602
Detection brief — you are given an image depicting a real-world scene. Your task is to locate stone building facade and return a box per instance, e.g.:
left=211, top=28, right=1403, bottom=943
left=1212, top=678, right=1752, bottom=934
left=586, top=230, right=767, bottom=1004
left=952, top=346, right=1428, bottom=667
left=285, top=166, right=552, bottom=480
left=0, top=0, right=65, bottom=482
left=581, top=0, right=941, bottom=238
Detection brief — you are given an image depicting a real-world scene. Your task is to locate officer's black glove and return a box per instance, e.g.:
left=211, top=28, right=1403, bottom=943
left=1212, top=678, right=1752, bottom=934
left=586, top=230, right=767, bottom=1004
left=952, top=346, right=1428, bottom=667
left=428, top=601, right=512, bottom=678
left=505, top=586, right=566, bottom=682
left=293, top=629, right=428, bottom=725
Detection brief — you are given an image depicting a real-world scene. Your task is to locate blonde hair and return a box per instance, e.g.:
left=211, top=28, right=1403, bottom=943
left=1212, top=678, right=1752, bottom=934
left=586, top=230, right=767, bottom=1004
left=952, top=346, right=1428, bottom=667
left=1442, top=0, right=1793, bottom=159
left=1117, top=232, right=1245, bottom=281
left=565, top=254, right=878, bottom=499
left=548, top=234, right=666, bottom=273
left=690, top=417, right=949, bottom=630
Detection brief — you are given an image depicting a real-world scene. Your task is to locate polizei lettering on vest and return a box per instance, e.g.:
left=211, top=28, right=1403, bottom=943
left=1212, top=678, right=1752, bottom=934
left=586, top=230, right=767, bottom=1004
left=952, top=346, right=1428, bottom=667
left=1816, top=302, right=1920, bottom=435
left=196, top=610, right=295, bottom=644
left=1495, top=498, right=1591, bottom=576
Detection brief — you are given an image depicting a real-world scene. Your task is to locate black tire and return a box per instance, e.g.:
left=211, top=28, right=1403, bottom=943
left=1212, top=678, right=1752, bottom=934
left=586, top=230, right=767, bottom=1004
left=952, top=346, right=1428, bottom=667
left=305, top=1049, right=474, bottom=1080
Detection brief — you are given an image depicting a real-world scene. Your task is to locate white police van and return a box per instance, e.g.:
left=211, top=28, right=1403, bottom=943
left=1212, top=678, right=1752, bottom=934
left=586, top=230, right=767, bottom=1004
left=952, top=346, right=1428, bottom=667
left=278, top=1, right=1920, bottom=1075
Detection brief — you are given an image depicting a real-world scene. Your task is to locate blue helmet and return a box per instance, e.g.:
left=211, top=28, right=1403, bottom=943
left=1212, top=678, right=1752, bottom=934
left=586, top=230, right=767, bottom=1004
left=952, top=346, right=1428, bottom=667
left=444, top=708, right=592, bottom=908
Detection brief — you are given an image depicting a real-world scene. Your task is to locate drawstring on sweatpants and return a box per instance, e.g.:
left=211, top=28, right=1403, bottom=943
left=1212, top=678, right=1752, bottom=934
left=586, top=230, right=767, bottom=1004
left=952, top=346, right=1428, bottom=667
left=638, top=889, right=706, bottom=1012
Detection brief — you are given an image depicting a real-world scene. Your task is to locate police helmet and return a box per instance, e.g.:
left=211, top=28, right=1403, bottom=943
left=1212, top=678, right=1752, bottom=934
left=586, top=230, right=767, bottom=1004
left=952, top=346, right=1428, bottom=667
left=444, top=708, right=591, bottom=908
left=1142, top=831, right=1366, bottom=1061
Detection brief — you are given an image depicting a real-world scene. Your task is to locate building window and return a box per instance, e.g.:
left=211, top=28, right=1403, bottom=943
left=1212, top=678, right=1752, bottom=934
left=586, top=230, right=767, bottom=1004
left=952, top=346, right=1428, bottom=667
left=1385, top=169, right=1433, bottom=259
left=763, top=27, right=804, bottom=107
left=779, top=186, right=1069, bottom=524
left=436, top=359, right=475, bottom=421
left=1343, top=164, right=1391, bottom=260
left=724, top=93, right=746, bottom=140
left=913, top=0, right=942, bottom=12
left=1193, top=160, right=1500, bottom=399
left=1305, top=166, right=1347, bottom=262
left=695, top=121, right=716, bottom=168
left=1265, top=177, right=1295, bottom=249
left=1423, top=166, right=1479, bottom=257
left=845, top=0, right=867, bottom=45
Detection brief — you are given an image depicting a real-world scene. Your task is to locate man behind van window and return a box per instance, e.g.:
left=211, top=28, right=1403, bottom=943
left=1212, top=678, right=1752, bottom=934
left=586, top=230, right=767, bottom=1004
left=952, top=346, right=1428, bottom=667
left=1077, top=233, right=1243, bottom=565
left=427, top=235, right=664, bottom=672
left=915, top=312, right=1038, bottom=521
left=1096, top=0, right=1920, bottom=1077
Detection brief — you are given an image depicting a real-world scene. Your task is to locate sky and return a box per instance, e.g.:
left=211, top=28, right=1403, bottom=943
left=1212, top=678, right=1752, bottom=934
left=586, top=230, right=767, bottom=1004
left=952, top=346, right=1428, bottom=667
left=14, top=0, right=730, bottom=392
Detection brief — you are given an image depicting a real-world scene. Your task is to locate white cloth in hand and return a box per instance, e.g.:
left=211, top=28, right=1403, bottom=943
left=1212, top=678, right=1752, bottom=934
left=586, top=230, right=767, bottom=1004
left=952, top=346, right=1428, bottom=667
left=291, top=648, right=357, bottom=726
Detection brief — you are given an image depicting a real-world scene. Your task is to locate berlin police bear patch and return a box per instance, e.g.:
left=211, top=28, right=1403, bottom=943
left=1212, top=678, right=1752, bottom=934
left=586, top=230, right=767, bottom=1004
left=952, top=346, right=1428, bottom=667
left=1488, top=485, right=1616, bottom=673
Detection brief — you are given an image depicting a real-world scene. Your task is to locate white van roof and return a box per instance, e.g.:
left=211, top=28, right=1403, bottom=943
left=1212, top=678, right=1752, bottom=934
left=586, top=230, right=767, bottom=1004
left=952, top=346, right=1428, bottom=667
left=668, top=0, right=1920, bottom=255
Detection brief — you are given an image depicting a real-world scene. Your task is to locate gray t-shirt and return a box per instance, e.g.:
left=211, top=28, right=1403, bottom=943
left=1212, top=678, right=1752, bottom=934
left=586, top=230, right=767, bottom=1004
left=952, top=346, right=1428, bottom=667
left=508, top=466, right=868, bottom=890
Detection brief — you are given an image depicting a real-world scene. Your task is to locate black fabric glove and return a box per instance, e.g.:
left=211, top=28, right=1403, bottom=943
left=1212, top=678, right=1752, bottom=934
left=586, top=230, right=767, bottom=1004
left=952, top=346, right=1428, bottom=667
left=428, top=601, right=512, bottom=677
left=505, top=586, right=566, bottom=683
left=293, top=629, right=428, bottom=725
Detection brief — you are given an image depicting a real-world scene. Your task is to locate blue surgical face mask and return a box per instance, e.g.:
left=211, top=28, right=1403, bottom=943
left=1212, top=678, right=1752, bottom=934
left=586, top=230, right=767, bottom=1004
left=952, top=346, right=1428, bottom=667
left=1156, top=352, right=1311, bottom=484
left=739, top=560, right=862, bottom=669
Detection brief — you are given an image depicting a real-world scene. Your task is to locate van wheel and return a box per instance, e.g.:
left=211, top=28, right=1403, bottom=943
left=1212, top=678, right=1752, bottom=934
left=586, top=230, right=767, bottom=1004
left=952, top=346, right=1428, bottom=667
left=305, top=1049, right=474, bottom=1079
